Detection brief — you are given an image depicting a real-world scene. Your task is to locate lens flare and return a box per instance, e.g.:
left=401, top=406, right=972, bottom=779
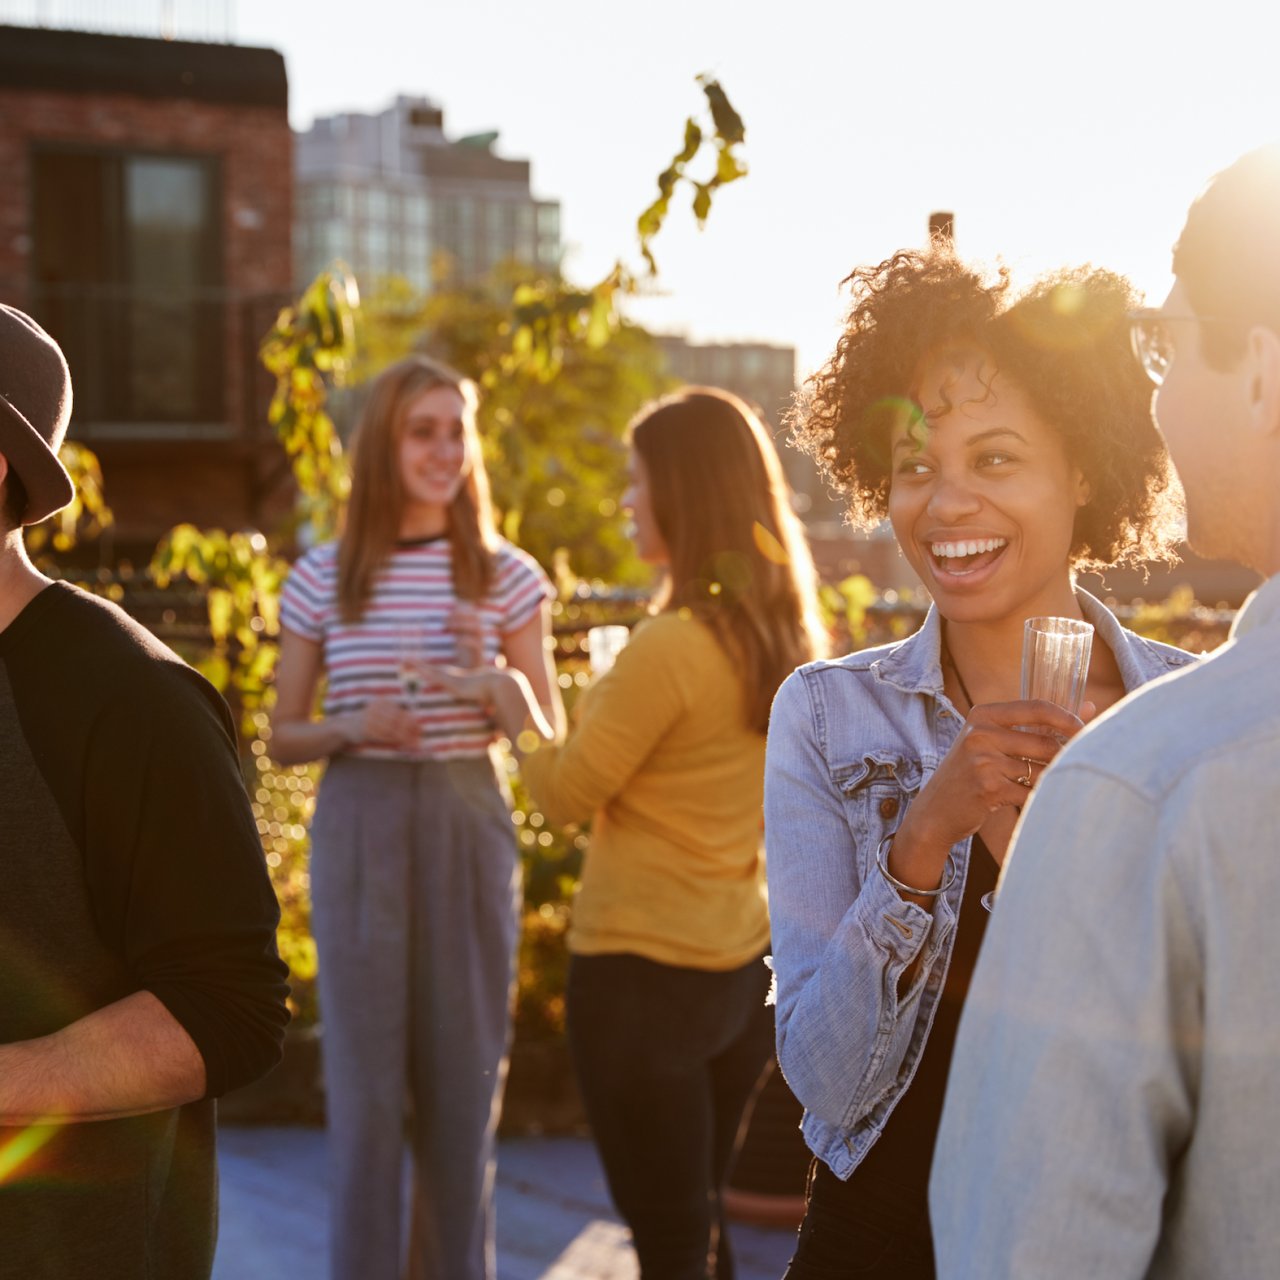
left=0, top=1122, right=59, bottom=1185
left=866, top=396, right=929, bottom=463
left=752, top=521, right=791, bottom=565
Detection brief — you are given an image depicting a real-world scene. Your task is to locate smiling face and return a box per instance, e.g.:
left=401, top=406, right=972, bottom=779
left=397, top=383, right=470, bottom=515
left=888, top=350, right=1089, bottom=625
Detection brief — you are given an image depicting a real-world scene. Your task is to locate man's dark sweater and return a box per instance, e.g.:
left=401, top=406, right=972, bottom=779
left=0, top=582, right=290, bottom=1278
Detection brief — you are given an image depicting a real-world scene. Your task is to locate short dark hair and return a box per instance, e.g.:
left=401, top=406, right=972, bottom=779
left=0, top=463, right=28, bottom=530
left=1173, top=143, right=1280, bottom=370
left=790, top=246, right=1183, bottom=573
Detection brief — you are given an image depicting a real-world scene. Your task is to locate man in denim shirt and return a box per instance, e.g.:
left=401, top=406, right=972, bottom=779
left=931, top=144, right=1280, bottom=1277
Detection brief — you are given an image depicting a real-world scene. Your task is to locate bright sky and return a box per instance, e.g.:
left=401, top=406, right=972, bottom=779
left=233, top=0, right=1279, bottom=377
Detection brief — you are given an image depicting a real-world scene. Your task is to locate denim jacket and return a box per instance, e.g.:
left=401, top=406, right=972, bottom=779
left=763, top=589, right=1195, bottom=1180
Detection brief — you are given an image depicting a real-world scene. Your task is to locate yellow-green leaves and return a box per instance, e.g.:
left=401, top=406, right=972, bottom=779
left=149, top=525, right=289, bottom=731
left=24, top=440, right=114, bottom=562
left=637, top=76, right=748, bottom=275
left=260, top=270, right=358, bottom=539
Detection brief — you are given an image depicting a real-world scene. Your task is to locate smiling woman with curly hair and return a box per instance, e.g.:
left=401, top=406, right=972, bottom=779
left=764, top=246, right=1192, bottom=1278
left=798, top=249, right=1183, bottom=567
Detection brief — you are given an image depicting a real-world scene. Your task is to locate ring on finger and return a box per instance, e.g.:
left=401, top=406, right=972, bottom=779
left=1017, top=758, right=1033, bottom=788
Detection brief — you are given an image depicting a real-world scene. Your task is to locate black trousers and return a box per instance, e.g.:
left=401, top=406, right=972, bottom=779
left=782, top=1157, right=935, bottom=1279
left=566, top=951, right=774, bottom=1280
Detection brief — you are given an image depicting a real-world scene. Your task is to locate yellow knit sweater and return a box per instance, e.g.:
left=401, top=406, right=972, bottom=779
left=520, top=610, right=770, bottom=970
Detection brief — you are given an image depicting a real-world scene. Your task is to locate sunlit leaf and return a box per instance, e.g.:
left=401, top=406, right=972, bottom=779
left=677, top=117, right=702, bottom=165
left=715, top=145, right=748, bottom=185
left=699, top=76, right=746, bottom=144
left=692, top=182, right=712, bottom=224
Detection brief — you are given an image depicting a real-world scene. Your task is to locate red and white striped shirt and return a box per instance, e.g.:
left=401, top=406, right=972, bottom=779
left=280, top=536, right=553, bottom=760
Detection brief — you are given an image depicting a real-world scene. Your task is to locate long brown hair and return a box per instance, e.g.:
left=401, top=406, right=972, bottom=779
left=338, top=354, right=496, bottom=622
left=631, top=387, right=827, bottom=733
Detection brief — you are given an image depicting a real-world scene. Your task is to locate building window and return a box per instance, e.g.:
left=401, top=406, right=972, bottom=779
left=365, top=223, right=390, bottom=278
left=403, top=192, right=428, bottom=229
left=30, top=148, right=224, bottom=432
left=536, top=202, right=561, bottom=267
left=537, top=204, right=560, bottom=237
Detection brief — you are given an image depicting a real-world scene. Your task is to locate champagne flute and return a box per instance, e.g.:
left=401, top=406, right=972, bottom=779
left=396, top=623, right=427, bottom=756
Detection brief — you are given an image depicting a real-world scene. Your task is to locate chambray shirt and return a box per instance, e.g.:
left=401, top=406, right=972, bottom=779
left=764, top=589, right=1193, bottom=1181
left=930, top=573, right=1280, bottom=1278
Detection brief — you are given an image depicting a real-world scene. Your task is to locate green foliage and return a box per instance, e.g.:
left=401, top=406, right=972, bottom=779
left=25, top=441, right=113, bottom=566
left=245, top=718, right=320, bottom=1026
left=260, top=271, right=358, bottom=539
left=818, top=573, right=879, bottom=649
left=636, top=75, right=748, bottom=275
left=396, top=75, right=749, bottom=386
left=515, top=903, right=571, bottom=1042
left=147, top=270, right=360, bottom=724
left=1123, top=585, right=1231, bottom=654
left=150, top=526, right=289, bottom=727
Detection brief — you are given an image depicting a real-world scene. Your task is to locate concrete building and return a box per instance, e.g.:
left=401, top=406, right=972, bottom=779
left=0, top=23, right=295, bottom=558
left=294, top=95, right=561, bottom=291
left=656, top=333, right=846, bottom=529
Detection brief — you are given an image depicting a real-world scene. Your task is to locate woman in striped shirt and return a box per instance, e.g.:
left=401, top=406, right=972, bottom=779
left=272, top=354, right=563, bottom=1280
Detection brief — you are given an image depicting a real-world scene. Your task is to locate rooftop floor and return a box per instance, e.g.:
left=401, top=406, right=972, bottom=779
left=212, top=1124, right=797, bottom=1279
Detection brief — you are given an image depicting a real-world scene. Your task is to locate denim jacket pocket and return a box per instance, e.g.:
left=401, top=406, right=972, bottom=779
left=833, top=752, right=923, bottom=881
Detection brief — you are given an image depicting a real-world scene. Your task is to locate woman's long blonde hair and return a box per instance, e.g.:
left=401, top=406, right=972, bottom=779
left=338, top=355, right=496, bottom=622
left=631, top=387, right=827, bottom=733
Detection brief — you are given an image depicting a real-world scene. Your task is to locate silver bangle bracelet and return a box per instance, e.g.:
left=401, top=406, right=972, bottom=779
left=875, top=831, right=958, bottom=899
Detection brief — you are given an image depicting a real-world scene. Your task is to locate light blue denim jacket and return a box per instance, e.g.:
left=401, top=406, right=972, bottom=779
left=763, top=589, right=1194, bottom=1180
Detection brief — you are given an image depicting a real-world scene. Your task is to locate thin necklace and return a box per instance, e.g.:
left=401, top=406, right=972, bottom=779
left=942, top=627, right=976, bottom=714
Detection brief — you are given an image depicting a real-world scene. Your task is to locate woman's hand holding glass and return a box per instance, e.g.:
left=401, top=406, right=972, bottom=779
left=418, top=659, right=554, bottom=753
left=888, top=699, right=1088, bottom=896
left=343, top=698, right=421, bottom=752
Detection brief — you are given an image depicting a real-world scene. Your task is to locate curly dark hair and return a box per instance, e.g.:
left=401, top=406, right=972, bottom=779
left=791, top=247, right=1183, bottom=572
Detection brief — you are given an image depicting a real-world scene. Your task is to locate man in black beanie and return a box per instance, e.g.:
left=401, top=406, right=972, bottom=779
left=0, top=303, right=290, bottom=1278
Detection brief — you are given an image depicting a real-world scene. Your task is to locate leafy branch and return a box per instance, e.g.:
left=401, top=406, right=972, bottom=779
left=500, top=75, right=747, bottom=381
left=25, top=441, right=113, bottom=563
left=259, top=270, right=359, bottom=539
left=636, top=74, right=747, bottom=275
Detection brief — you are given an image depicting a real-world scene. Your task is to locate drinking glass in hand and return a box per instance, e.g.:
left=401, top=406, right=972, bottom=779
left=1021, top=617, right=1094, bottom=716
left=396, top=625, right=426, bottom=757
left=587, top=625, right=629, bottom=676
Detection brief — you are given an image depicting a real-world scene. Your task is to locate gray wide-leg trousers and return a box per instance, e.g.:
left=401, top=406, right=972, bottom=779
left=310, top=754, right=520, bottom=1280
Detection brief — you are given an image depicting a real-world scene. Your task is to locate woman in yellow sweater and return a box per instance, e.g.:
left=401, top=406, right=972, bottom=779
left=531, top=388, right=827, bottom=1278
left=427, top=386, right=824, bottom=1276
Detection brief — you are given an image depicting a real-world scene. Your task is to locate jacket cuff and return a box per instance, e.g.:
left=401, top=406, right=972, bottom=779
left=854, top=865, right=935, bottom=963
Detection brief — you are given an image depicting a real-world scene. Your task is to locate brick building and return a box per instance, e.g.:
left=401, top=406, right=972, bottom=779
left=0, top=24, right=294, bottom=559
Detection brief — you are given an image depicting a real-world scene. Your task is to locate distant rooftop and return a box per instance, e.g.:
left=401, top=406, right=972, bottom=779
left=297, top=95, right=535, bottom=189
left=0, top=22, right=287, bottom=109
left=0, top=0, right=232, bottom=42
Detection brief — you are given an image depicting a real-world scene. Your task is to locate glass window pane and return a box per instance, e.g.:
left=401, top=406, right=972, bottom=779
left=403, top=192, right=428, bottom=227
left=124, top=156, right=220, bottom=421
